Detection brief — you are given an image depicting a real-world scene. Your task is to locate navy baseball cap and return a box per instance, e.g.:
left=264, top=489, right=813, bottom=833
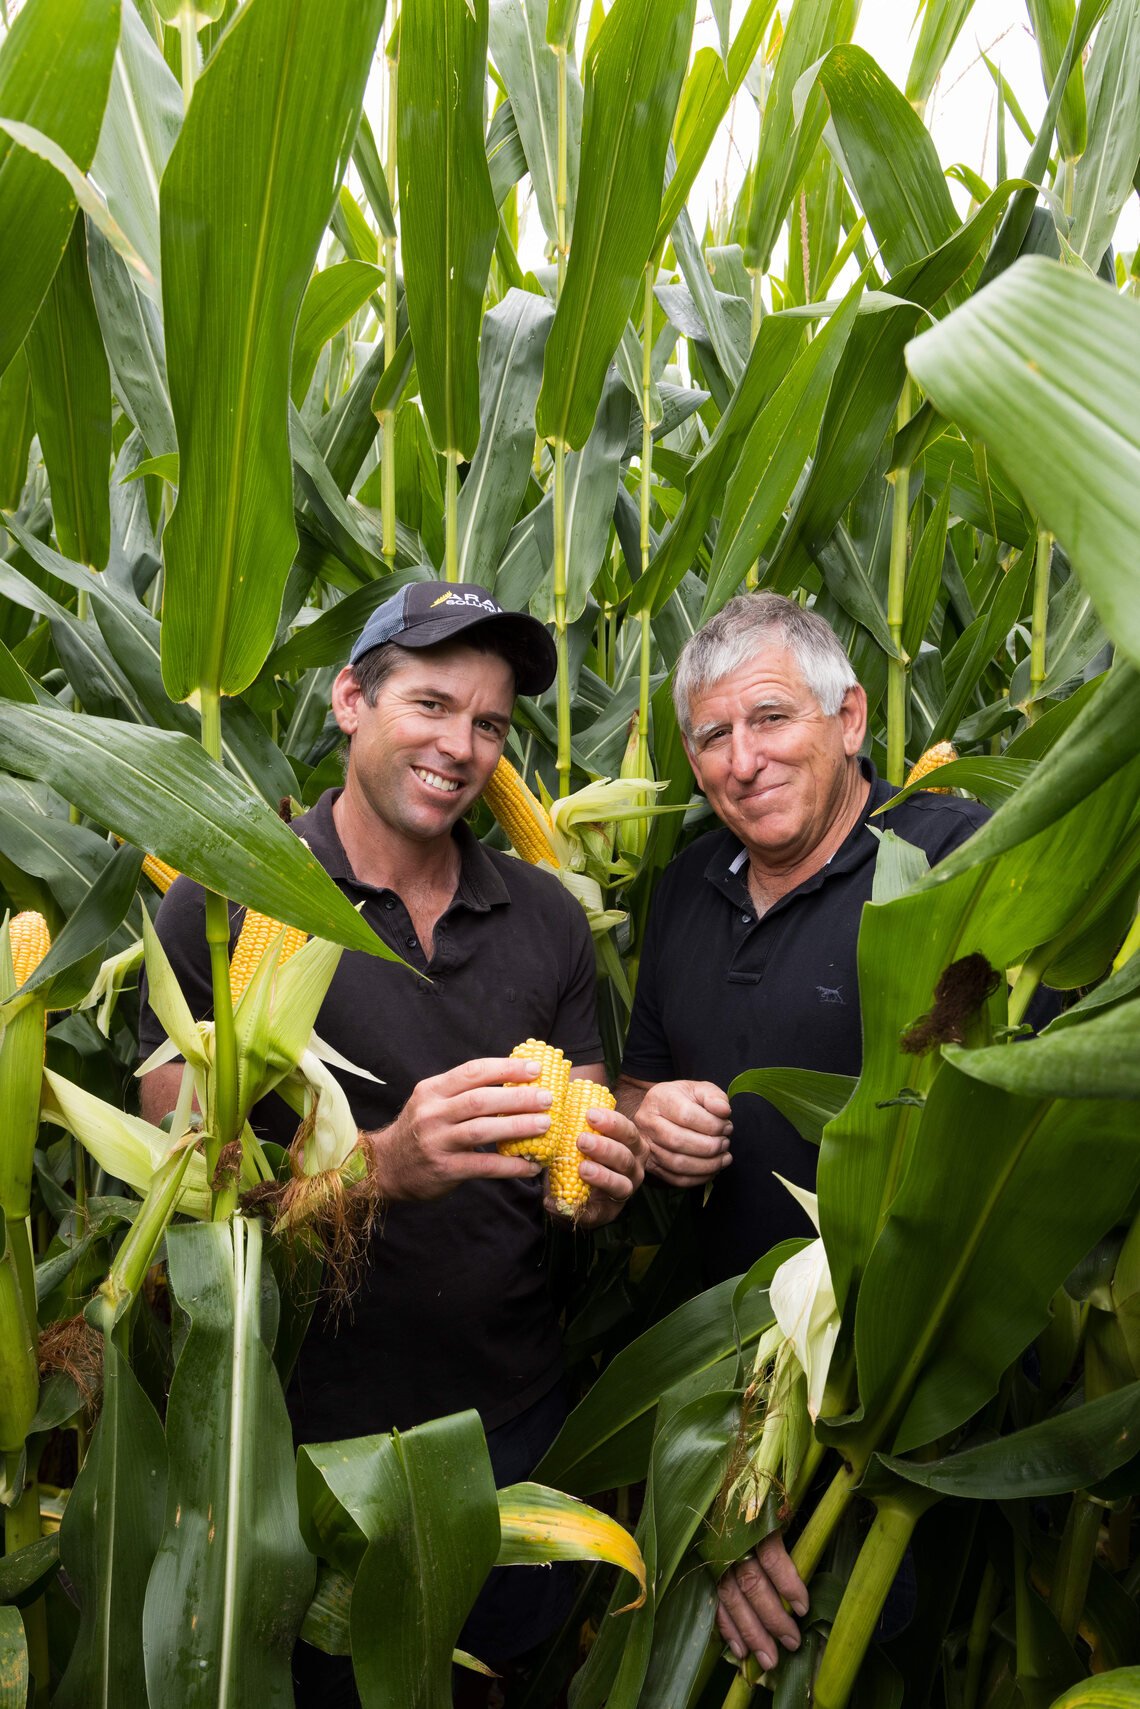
left=349, top=581, right=557, bottom=696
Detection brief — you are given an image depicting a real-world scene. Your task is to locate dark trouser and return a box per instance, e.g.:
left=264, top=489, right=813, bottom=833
left=293, top=1384, right=574, bottom=1708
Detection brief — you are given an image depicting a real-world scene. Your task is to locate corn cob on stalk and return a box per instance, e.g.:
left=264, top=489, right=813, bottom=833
left=0, top=913, right=51, bottom=1225
left=9, top=911, right=51, bottom=985
left=616, top=712, right=651, bottom=862
left=497, top=1039, right=571, bottom=1161
left=0, top=1226, right=38, bottom=1457
left=142, top=852, right=181, bottom=894
left=229, top=909, right=309, bottom=1004
left=905, top=741, right=958, bottom=793
left=551, top=1078, right=615, bottom=1218
left=483, top=756, right=561, bottom=867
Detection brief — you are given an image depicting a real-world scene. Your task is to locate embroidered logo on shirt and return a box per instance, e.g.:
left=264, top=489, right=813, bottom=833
left=817, top=985, right=845, bottom=1005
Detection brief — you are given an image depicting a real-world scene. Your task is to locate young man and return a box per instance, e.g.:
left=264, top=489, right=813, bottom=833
left=617, top=591, right=990, bottom=1674
left=139, top=581, right=646, bottom=1703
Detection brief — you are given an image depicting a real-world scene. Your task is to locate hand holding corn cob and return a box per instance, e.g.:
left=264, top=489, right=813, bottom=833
left=361, top=1055, right=557, bottom=1202
left=498, top=1040, right=646, bottom=1225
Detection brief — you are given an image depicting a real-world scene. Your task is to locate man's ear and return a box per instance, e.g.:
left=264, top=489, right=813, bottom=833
left=331, top=666, right=362, bottom=736
left=839, top=682, right=868, bottom=755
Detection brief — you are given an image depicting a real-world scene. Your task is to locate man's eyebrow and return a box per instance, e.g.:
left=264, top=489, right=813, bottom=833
left=405, top=682, right=512, bottom=724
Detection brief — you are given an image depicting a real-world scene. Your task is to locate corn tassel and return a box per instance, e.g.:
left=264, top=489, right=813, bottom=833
left=905, top=741, right=958, bottom=793
left=497, top=1039, right=571, bottom=1161
left=483, top=757, right=561, bottom=867
left=229, top=909, right=309, bottom=1005
left=551, top=1078, right=614, bottom=1218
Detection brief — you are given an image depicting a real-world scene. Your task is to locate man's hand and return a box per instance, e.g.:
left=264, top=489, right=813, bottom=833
left=716, top=1532, right=808, bottom=1670
left=627, top=1077, right=733, bottom=1188
left=364, top=1056, right=553, bottom=1202
left=547, top=1098, right=648, bottom=1229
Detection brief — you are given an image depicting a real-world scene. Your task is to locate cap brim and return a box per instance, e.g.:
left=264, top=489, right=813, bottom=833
left=395, top=609, right=557, bottom=695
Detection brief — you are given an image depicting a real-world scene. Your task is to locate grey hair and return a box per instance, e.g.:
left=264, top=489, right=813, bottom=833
left=673, top=592, right=858, bottom=742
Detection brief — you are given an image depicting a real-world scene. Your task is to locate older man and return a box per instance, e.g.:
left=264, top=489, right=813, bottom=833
left=617, top=591, right=987, bottom=1671
left=140, top=581, right=647, bottom=1704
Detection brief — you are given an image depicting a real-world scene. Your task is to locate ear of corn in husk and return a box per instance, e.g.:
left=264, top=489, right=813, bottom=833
left=0, top=1221, right=38, bottom=1457
left=616, top=713, right=652, bottom=862
left=483, top=757, right=561, bottom=867
left=229, top=908, right=309, bottom=1005
left=905, top=741, right=958, bottom=793
left=0, top=913, right=52, bottom=1223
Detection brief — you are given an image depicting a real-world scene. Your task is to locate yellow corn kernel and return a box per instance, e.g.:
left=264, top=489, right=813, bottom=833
left=229, top=909, right=308, bottom=1004
left=482, top=757, right=560, bottom=868
left=142, top=853, right=181, bottom=894
left=8, top=912, right=50, bottom=988
left=497, top=1039, right=571, bottom=1163
left=905, top=742, right=958, bottom=794
left=550, top=1079, right=615, bottom=1219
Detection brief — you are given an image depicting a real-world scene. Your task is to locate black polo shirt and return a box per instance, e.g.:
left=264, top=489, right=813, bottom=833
left=138, top=789, right=602, bottom=1442
left=622, top=763, right=988, bottom=1283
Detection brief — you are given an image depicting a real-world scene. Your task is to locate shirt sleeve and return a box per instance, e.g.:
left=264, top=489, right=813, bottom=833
left=550, top=891, right=604, bottom=1067
left=620, top=877, right=675, bottom=1083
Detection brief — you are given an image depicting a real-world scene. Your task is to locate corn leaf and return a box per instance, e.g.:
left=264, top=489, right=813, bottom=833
left=1026, top=0, right=1087, bottom=162
left=906, top=258, right=1140, bottom=673
left=729, top=1067, right=855, bottom=1146
left=946, top=1000, right=1140, bottom=1099
left=881, top=1377, right=1140, bottom=1499
left=26, top=219, right=112, bottom=569
left=15, top=840, right=140, bottom=1010
left=1070, top=0, right=1140, bottom=271
left=535, top=0, right=695, bottom=451
left=905, top=0, right=975, bottom=109
left=535, top=1247, right=795, bottom=1495
left=0, top=350, right=34, bottom=510
left=143, top=1220, right=314, bottom=1707
left=496, top=1482, right=646, bottom=1601
left=489, top=0, right=582, bottom=246
left=398, top=0, right=497, bottom=459
left=90, top=1, right=181, bottom=289
left=704, top=280, right=862, bottom=615
left=54, top=1343, right=167, bottom=1709
left=569, top=1389, right=740, bottom=1709
left=654, top=0, right=779, bottom=250
left=0, top=1607, right=29, bottom=1709
left=87, top=226, right=175, bottom=460
left=159, top=0, right=385, bottom=701
left=298, top=1411, right=500, bottom=1709
left=0, top=0, right=119, bottom=382
left=0, top=704, right=401, bottom=959
left=837, top=1059, right=1140, bottom=1456
left=531, top=368, right=630, bottom=623
left=292, top=261, right=384, bottom=408
left=818, top=734, right=1140, bottom=1328
left=815, top=44, right=960, bottom=284
left=1051, top=1671, right=1140, bottom=1708
left=744, top=0, right=859, bottom=275
left=455, top=288, right=554, bottom=586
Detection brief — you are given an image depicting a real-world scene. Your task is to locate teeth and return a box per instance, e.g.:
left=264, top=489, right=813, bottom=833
left=414, top=768, right=461, bottom=793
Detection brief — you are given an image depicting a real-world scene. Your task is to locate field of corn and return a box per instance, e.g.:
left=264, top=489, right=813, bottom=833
left=0, top=0, right=1139, bottom=1703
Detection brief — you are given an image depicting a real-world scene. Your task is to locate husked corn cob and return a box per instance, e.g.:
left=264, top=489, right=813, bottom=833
left=905, top=742, right=958, bottom=794
left=482, top=756, right=560, bottom=867
left=8, top=912, right=50, bottom=987
left=497, top=1039, right=571, bottom=1162
left=551, top=1079, right=615, bottom=1218
left=229, top=909, right=309, bottom=1004
left=142, top=853, right=181, bottom=894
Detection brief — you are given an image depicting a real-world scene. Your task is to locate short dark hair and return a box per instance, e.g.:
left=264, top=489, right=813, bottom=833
left=349, top=633, right=520, bottom=706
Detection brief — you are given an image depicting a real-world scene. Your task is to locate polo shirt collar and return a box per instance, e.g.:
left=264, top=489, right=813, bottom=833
left=300, top=789, right=511, bottom=912
left=705, top=758, right=888, bottom=899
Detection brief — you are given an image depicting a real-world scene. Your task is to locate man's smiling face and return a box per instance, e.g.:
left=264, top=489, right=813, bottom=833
left=333, top=642, right=514, bottom=846
left=684, top=645, right=866, bottom=874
